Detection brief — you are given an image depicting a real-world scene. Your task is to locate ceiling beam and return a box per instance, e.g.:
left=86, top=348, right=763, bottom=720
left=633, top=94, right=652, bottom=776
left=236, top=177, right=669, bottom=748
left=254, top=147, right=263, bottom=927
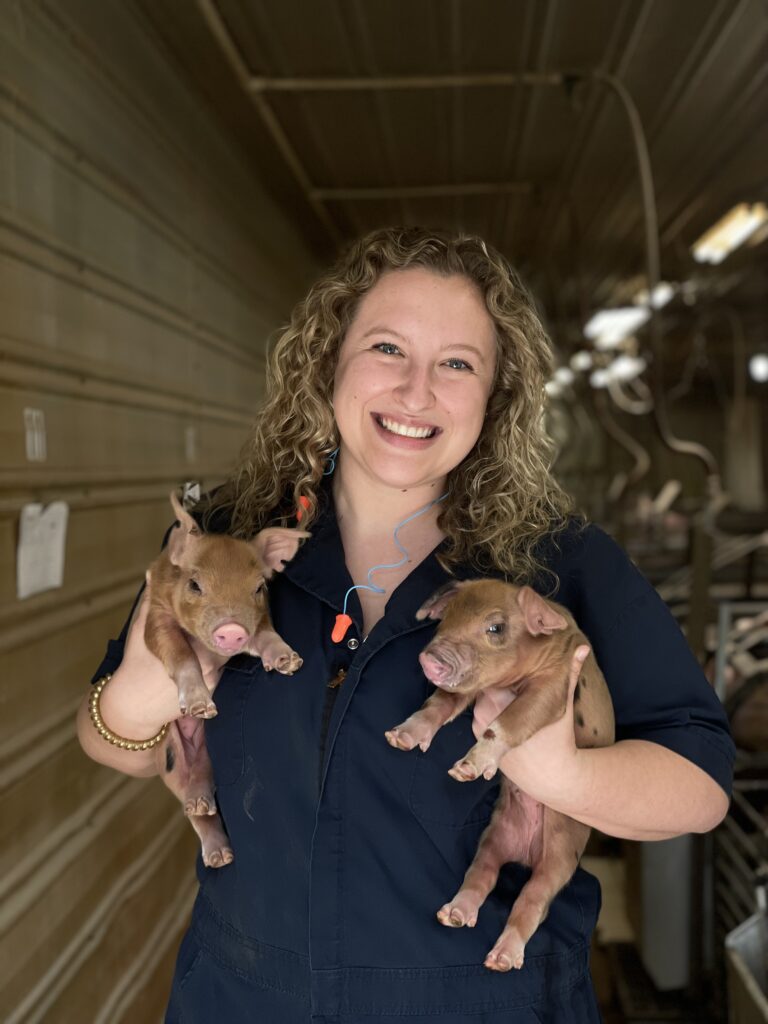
left=311, top=182, right=533, bottom=201
left=248, top=72, right=571, bottom=93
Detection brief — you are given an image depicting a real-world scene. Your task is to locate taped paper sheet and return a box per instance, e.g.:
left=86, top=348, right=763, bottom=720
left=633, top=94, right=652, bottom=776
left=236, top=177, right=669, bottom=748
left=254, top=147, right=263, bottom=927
left=17, top=501, right=69, bottom=600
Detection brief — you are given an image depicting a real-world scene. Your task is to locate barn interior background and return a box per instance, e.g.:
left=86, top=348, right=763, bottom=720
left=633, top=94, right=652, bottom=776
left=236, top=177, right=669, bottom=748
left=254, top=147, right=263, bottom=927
left=0, top=1, right=766, bottom=1021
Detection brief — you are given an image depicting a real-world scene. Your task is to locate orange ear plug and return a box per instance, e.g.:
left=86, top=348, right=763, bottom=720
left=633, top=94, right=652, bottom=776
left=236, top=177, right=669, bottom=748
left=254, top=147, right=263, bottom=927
left=296, top=495, right=311, bottom=523
left=332, top=613, right=353, bottom=643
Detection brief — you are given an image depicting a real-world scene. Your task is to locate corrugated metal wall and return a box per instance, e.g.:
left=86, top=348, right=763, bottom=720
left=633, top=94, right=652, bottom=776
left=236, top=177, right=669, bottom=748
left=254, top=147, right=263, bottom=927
left=0, top=2, right=317, bottom=1020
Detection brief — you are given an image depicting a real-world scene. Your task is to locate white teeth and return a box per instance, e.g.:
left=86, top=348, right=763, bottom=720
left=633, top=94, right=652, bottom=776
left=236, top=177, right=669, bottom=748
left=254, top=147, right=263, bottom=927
left=380, top=416, right=436, bottom=439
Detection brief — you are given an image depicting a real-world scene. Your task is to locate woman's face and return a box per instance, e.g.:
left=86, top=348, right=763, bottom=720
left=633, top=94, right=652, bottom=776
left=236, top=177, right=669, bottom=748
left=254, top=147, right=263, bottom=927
left=332, top=267, right=497, bottom=493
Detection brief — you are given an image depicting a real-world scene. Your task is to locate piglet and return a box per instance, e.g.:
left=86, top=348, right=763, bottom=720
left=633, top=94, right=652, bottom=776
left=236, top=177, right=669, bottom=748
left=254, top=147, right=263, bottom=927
left=385, top=579, right=614, bottom=972
left=145, top=491, right=308, bottom=867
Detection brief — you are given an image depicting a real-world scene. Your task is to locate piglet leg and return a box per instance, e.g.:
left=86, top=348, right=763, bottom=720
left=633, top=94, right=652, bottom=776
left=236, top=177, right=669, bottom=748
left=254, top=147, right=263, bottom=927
left=188, top=812, right=234, bottom=869
left=450, top=672, right=568, bottom=781
left=145, top=609, right=216, bottom=718
left=158, top=720, right=234, bottom=868
left=248, top=623, right=303, bottom=675
left=162, top=719, right=217, bottom=816
left=437, top=783, right=524, bottom=928
left=386, top=689, right=471, bottom=752
left=484, top=809, right=590, bottom=971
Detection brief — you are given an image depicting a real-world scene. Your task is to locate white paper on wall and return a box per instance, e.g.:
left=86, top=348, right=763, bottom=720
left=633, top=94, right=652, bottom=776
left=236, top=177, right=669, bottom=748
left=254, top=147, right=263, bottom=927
left=17, top=501, right=69, bottom=600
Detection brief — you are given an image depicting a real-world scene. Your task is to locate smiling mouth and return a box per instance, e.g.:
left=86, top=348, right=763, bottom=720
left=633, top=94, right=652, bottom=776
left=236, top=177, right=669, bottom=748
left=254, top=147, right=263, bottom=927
left=375, top=415, right=439, bottom=439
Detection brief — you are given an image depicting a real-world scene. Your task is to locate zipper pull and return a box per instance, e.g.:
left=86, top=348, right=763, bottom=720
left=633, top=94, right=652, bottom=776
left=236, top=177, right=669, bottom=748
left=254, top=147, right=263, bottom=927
left=327, top=668, right=347, bottom=690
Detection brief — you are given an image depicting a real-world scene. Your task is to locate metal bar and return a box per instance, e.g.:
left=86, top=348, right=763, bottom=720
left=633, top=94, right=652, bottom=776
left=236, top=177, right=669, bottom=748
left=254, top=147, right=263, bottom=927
left=311, top=182, right=533, bottom=201
left=715, top=879, right=752, bottom=926
left=732, top=790, right=768, bottom=837
left=196, top=0, right=343, bottom=245
left=248, top=72, right=570, bottom=92
left=716, top=845, right=763, bottom=912
left=721, top=811, right=765, bottom=863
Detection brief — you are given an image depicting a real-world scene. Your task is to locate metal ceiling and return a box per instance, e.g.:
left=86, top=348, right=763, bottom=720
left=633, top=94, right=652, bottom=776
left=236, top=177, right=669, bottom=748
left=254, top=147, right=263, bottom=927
left=137, top=0, right=768, bottom=373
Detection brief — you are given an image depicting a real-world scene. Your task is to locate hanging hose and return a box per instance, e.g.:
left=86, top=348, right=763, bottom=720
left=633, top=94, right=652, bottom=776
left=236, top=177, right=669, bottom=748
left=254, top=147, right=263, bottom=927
left=588, top=70, right=723, bottom=497
left=592, top=390, right=652, bottom=501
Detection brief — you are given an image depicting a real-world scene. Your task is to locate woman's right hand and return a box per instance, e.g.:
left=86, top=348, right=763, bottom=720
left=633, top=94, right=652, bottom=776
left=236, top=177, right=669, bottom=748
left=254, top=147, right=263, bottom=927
left=76, top=579, right=225, bottom=776
left=122, top=580, right=226, bottom=698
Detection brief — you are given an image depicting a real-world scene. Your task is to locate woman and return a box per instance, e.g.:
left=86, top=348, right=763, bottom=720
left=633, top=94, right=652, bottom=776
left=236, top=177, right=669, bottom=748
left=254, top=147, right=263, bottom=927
left=77, top=227, right=733, bottom=1023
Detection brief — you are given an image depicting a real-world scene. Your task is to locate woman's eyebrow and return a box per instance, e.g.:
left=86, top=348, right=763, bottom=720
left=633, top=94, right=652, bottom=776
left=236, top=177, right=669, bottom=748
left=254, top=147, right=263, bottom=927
left=361, top=326, right=408, bottom=341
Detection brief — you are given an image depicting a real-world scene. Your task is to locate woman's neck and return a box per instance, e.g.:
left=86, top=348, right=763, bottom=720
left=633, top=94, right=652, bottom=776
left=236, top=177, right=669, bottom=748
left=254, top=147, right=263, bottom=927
left=330, top=459, right=447, bottom=637
left=331, top=462, right=446, bottom=547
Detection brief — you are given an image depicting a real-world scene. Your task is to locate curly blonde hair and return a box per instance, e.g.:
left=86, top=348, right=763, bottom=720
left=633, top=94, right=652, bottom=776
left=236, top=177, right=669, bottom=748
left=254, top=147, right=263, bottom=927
left=200, top=226, right=573, bottom=584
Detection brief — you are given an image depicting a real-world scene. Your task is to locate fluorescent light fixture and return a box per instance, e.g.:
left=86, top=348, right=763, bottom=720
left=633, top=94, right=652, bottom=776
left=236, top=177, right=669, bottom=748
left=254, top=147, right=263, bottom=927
left=585, top=307, right=651, bottom=349
left=749, top=353, right=768, bottom=383
left=634, top=282, right=675, bottom=309
left=570, top=350, right=593, bottom=372
left=692, top=203, right=768, bottom=265
left=589, top=368, right=611, bottom=389
left=554, top=366, right=575, bottom=386
left=610, top=355, right=647, bottom=382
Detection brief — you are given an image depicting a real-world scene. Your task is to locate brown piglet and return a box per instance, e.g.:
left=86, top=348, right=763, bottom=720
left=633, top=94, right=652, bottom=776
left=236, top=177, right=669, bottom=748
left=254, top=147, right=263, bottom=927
left=385, top=578, right=615, bottom=972
left=145, top=492, right=309, bottom=868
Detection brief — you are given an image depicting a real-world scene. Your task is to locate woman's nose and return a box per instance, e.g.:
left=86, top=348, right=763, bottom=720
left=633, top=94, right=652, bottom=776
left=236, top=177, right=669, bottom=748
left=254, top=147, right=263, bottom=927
left=394, top=365, right=435, bottom=410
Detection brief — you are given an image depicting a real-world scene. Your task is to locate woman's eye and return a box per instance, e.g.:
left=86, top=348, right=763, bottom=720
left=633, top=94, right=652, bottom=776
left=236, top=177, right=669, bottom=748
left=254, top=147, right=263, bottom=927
left=486, top=622, right=505, bottom=635
left=444, top=357, right=473, bottom=372
left=373, top=342, right=402, bottom=356
left=188, top=579, right=202, bottom=594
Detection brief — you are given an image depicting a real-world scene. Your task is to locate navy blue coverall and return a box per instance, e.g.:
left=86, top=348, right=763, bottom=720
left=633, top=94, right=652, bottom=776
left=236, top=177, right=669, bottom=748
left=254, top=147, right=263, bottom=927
left=91, top=496, right=734, bottom=1023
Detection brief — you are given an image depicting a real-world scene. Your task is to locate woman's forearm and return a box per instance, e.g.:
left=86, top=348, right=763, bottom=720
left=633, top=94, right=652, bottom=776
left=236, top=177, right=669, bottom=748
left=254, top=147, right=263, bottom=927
left=76, top=658, right=183, bottom=777
left=499, top=739, right=730, bottom=841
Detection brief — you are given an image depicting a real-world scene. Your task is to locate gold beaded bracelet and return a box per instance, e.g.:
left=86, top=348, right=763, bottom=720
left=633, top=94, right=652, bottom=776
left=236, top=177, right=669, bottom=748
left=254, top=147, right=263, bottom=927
left=89, top=674, right=169, bottom=751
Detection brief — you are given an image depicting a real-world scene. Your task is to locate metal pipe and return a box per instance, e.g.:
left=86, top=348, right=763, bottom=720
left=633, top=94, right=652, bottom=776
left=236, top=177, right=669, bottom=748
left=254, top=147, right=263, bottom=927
left=311, top=182, right=532, bottom=201
left=592, top=390, right=651, bottom=499
left=607, top=376, right=654, bottom=415
left=196, top=0, right=343, bottom=245
left=591, top=70, right=722, bottom=486
left=248, top=72, right=571, bottom=92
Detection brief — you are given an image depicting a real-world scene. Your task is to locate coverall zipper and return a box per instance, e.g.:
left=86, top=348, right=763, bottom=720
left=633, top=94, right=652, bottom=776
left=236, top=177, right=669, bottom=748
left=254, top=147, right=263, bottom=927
left=318, top=667, right=346, bottom=790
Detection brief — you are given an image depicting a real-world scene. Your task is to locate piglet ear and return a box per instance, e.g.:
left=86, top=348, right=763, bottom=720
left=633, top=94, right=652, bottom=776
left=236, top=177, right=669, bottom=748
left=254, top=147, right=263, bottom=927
left=415, top=580, right=467, bottom=621
left=251, top=528, right=311, bottom=577
left=167, top=490, right=201, bottom=566
left=516, top=586, right=567, bottom=636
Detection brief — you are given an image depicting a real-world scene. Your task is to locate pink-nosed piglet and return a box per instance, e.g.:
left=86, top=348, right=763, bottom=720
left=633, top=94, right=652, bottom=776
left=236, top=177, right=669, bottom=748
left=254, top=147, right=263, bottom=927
left=144, top=492, right=308, bottom=867
left=385, top=578, right=615, bottom=972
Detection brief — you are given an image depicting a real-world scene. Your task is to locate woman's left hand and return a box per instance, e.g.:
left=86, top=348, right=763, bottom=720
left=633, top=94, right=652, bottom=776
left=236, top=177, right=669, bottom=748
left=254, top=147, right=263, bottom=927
left=471, top=645, right=591, bottom=807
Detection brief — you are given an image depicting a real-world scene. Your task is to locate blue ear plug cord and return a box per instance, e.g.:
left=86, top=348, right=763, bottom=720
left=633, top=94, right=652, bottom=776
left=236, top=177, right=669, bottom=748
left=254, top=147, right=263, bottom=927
left=334, top=493, right=447, bottom=640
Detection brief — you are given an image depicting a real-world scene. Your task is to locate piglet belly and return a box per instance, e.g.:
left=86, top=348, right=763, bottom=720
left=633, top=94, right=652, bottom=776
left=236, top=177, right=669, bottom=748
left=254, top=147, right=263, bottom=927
left=491, top=782, right=544, bottom=867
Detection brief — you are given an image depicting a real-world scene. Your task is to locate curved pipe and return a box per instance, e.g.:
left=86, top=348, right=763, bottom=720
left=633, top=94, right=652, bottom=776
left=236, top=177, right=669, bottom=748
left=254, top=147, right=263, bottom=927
left=607, top=375, right=655, bottom=415
left=592, top=390, right=652, bottom=500
left=589, top=70, right=722, bottom=489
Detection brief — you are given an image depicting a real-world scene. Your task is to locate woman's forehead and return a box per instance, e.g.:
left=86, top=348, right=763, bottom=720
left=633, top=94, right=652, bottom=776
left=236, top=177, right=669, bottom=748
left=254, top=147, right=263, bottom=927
left=347, top=268, right=495, bottom=343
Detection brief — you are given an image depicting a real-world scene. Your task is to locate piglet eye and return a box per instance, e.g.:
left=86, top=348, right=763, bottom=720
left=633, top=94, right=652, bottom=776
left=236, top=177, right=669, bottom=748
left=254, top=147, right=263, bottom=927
left=188, top=579, right=202, bottom=594
left=487, top=622, right=505, bottom=635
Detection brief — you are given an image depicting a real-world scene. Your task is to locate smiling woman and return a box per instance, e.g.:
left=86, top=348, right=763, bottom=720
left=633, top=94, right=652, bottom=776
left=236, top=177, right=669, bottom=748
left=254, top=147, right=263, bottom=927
left=79, top=226, right=733, bottom=1024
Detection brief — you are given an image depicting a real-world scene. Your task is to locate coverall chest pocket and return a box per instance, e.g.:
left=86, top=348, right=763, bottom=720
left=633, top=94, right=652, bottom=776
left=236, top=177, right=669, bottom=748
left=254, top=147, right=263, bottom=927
left=204, top=662, right=256, bottom=786
left=409, top=707, right=499, bottom=827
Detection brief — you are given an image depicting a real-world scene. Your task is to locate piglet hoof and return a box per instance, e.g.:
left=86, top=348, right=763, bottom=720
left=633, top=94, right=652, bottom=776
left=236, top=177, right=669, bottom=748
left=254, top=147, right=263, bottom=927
left=181, top=697, right=218, bottom=719
left=487, top=933, right=528, bottom=970
left=271, top=650, right=303, bottom=675
left=185, top=795, right=217, bottom=817
left=448, top=759, right=481, bottom=782
left=203, top=845, right=234, bottom=869
left=384, top=727, right=428, bottom=752
left=436, top=902, right=477, bottom=929
left=385, top=718, right=435, bottom=752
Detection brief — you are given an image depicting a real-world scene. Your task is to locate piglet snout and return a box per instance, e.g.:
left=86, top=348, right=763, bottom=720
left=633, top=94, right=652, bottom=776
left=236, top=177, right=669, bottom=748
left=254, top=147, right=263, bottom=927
left=419, top=650, right=455, bottom=688
left=212, top=622, right=249, bottom=654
